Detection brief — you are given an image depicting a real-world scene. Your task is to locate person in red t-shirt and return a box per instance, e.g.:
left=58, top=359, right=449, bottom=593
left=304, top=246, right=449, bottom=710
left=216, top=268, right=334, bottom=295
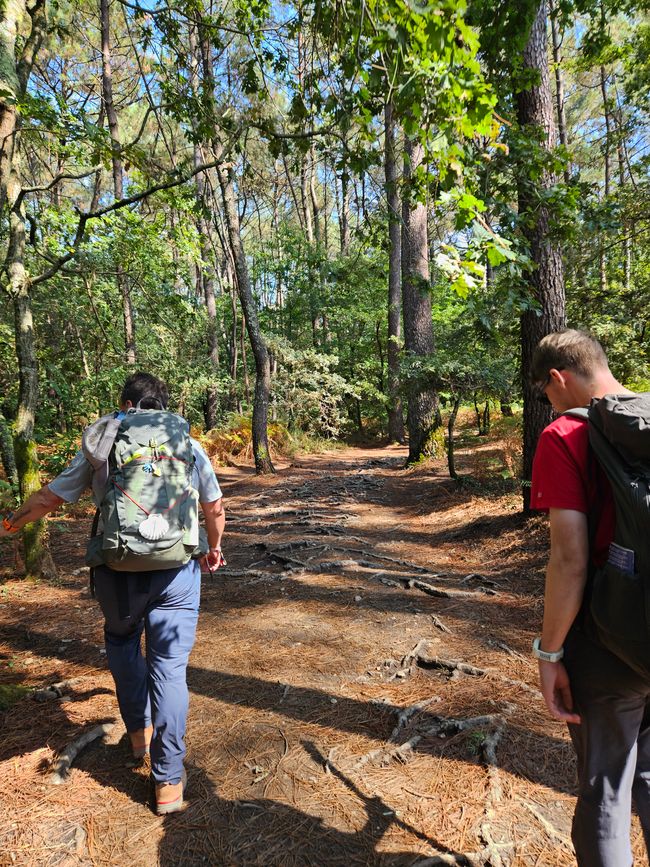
left=531, top=329, right=647, bottom=867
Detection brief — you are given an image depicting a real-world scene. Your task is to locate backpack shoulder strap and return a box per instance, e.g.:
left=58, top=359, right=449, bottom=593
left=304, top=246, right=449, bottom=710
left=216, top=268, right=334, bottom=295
left=562, top=406, right=589, bottom=422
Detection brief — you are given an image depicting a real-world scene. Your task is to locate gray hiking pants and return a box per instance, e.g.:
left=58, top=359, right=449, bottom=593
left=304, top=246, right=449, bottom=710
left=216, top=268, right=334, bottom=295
left=564, top=626, right=650, bottom=866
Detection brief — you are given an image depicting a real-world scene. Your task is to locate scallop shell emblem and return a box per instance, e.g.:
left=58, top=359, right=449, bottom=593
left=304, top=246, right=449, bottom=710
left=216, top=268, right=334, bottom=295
left=139, top=513, right=170, bottom=540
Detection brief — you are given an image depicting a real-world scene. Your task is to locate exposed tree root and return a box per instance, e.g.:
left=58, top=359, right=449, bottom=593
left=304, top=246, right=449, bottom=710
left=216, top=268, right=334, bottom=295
left=488, top=639, right=527, bottom=660
left=517, top=797, right=572, bottom=848
left=414, top=652, right=486, bottom=678
left=388, top=697, right=441, bottom=742
left=49, top=722, right=115, bottom=785
left=259, top=543, right=493, bottom=599
left=431, top=614, right=452, bottom=633
left=33, top=679, right=83, bottom=702
left=353, top=713, right=504, bottom=770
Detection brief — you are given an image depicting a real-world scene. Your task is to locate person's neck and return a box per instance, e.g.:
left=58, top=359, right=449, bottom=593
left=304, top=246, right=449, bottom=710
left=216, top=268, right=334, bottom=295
left=582, top=372, right=634, bottom=403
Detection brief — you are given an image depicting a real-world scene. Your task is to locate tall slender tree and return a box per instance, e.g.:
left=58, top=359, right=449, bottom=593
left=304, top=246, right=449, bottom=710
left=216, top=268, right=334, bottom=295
left=401, top=137, right=440, bottom=464
left=384, top=101, right=405, bottom=443
left=516, top=0, right=566, bottom=509
left=100, top=0, right=136, bottom=364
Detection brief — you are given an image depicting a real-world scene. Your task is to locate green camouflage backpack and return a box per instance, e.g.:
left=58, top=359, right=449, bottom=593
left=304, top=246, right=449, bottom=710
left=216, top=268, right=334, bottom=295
left=566, top=393, right=650, bottom=678
left=83, top=408, right=202, bottom=571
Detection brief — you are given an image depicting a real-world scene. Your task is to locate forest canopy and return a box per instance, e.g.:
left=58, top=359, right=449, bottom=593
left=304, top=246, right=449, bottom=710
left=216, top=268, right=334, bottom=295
left=0, top=0, right=648, bottom=574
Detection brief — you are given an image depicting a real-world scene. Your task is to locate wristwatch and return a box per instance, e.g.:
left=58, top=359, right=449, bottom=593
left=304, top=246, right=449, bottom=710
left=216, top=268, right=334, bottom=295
left=532, top=637, right=564, bottom=663
left=2, top=513, right=19, bottom=534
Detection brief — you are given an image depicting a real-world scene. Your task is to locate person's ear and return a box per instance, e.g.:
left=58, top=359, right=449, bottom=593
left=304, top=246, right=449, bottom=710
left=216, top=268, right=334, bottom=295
left=548, top=368, right=567, bottom=388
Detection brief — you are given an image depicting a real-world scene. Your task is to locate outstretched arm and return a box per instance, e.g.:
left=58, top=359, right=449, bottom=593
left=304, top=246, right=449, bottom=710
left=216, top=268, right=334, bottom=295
left=538, top=507, right=589, bottom=725
left=0, top=486, right=65, bottom=538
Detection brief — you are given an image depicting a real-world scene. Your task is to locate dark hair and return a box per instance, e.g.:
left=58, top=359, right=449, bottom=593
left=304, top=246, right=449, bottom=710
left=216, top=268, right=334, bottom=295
left=531, top=329, right=609, bottom=387
left=120, top=372, right=169, bottom=410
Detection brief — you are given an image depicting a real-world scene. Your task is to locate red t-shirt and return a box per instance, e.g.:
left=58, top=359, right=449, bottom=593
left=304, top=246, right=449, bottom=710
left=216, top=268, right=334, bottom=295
left=530, top=415, right=615, bottom=566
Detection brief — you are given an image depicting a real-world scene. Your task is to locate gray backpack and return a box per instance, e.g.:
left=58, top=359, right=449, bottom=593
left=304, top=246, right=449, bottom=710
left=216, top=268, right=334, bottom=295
left=83, top=408, right=202, bottom=571
left=568, top=394, right=650, bottom=677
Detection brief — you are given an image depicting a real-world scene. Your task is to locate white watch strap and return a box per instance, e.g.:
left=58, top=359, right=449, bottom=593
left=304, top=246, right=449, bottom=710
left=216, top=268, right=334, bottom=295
left=532, top=637, right=564, bottom=663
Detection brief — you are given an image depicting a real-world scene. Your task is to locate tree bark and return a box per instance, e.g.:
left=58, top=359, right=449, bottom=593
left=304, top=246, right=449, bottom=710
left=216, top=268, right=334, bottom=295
left=339, top=146, right=350, bottom=255
left=401, top=137, right=440, bottom=464
left=447, top=396, right=461, bottom=480
left=516, top=0, right=566, bottom=511
left=1, top=0, right=56, bottom=578
left=548, top=0, right=570, bottom=184
left=0, top=410, right=18, bottom=491
left=615, top=103, right=631, bottom=292
left=100, top=0, right=136, bottom=365
left=218, top=164, right=275, bottom=473
left=309, top=145, right=321, bottom=244
left=384, top=102, right=405, bottom=444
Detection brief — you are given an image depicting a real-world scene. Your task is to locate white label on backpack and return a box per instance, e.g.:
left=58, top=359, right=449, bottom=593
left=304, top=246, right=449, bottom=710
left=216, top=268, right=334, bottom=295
left=608, top=543, right=635, bottom=576
left=188, top=515, right=199, bottom=547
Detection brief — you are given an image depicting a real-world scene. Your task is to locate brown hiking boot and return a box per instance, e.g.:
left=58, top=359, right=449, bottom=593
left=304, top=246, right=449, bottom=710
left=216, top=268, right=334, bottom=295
left=129, top=725, right=153, bottom=759
left=155, top=769, right=187, bottom=815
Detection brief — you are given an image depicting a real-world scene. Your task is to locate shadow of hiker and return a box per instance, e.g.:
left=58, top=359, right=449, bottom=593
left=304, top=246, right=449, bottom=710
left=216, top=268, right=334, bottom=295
left=154, top=745, right=472, bottom=867
left=73, top=731, right=472, bottom=865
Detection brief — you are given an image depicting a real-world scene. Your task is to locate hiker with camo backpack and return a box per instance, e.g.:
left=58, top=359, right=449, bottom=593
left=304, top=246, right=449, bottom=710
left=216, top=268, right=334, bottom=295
left=530, top=329, right=650, bottom=866
left=0, top=372, right=225, bottom=815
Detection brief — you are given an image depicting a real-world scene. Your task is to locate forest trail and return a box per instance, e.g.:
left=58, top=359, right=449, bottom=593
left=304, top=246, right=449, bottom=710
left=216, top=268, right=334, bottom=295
left=0, top=444, right=645, bottom=866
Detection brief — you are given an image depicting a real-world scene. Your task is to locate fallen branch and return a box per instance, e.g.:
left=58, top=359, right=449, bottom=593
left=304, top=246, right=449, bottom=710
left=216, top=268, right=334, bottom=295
left=211, top=568, right=291, bottom=585
left=49, top=723, right=114, bottom=784
left=488, top=640, right=526, bottom=661
left=415, top=653, right=486, bottom=678
left=33, top=679, right=82, bottom=702
left=431, top=614, right=452, bottom=633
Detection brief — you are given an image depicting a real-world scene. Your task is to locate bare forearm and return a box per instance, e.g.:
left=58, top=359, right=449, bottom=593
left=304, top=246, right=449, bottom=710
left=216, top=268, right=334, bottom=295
left=201, top=498, right=225, bottom=549
left=541, top=556, right=588, bottom=652
left=541, top=508, right=589, bottom=653
left=9, top=486, right=64, bottom=529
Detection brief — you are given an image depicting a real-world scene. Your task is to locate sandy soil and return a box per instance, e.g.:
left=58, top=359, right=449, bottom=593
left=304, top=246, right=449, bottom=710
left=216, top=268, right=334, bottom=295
left=0, top=442, right=646, bottom=866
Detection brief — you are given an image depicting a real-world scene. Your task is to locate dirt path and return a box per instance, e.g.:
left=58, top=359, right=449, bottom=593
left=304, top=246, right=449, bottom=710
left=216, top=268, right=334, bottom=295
left=0, top=445, right=645, bottom=865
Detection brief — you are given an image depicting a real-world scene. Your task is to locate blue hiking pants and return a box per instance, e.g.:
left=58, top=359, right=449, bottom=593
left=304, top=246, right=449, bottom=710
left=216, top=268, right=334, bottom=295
left=565, top=626, right=650, bottom=866
left=93, top=559, right=200, bottom=785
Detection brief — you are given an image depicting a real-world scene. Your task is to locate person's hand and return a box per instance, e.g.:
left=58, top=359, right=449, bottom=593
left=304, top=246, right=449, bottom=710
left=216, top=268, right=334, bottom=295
left=0, top=516, right=19, bottom=539
left=538, top=660, right=581, bottom=724
left=200, top=546, right=226, bottom=574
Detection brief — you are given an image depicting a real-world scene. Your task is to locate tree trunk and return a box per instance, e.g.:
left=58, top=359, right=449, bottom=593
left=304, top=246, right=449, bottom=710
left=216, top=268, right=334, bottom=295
left=447, top=396, right=461, bottom=480
left=0, top=410, right=18, bottom=491
left=339, top=138, right=350, bottom=256
left=600, top=65, right=611, bottom=198
left=241, top=312, right=251, bottom=406
left=615, top=106, right=631, bottom=292
left=384, top=101, right=405, bottom=444
left=548, top=0, right=570, bottom=184
left=1, top=0, right=56, bottom=578
left=13, top=290, right=57, bottom=578
left=192, top=142, right=219, bottom=428
left=100, top=0, right=136, bottom=365
left=516, top=0, right=565, bottom=511
left=401, top=137, right=440, bottom=464
left=218, top=164, right=275, bottom=474
left=0, top=0, right=24, bottom=213
left=309, top=145, right=321, bottom=244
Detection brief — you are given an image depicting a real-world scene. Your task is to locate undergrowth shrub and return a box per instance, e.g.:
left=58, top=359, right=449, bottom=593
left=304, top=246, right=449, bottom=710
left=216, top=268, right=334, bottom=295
left=195, top=415, right=292, bottom=464
left=490, top=412, right=523, bottom=480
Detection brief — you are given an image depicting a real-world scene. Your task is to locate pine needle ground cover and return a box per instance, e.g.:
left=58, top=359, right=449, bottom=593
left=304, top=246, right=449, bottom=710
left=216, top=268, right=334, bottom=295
left=0, top=438, right=646, bottom=866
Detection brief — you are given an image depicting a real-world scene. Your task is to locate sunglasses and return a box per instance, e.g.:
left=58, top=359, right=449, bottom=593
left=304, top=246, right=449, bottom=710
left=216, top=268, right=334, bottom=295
left=535, top=368, right=564, bottom=405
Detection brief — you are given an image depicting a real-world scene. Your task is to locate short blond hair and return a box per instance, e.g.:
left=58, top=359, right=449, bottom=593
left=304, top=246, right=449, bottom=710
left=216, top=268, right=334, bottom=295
left=531, top=329, right=609, bottom=386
